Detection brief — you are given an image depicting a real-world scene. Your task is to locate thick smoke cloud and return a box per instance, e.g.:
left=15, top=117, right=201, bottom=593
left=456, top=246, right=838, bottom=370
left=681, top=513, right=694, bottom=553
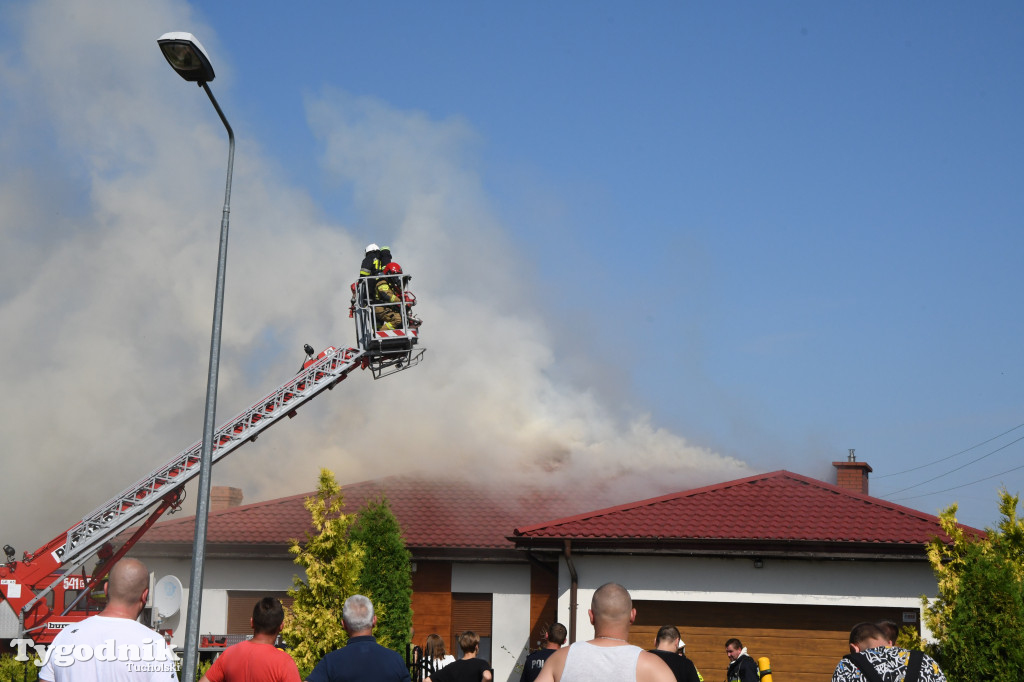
left=0, top=0, right=746, bottom=556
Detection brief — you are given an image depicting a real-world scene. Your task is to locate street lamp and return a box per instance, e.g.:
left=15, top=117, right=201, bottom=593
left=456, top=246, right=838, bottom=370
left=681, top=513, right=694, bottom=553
left=157, top=31, right=234, bottom=682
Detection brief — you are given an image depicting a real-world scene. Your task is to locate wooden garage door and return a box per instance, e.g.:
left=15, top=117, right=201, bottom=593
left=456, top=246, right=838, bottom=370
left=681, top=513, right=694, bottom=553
left=631, top=600, right=920, bottom=682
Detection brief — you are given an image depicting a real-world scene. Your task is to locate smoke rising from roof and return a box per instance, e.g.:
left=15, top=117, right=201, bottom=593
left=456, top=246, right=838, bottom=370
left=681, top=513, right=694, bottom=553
left=0, top=0, right=747, bottom=556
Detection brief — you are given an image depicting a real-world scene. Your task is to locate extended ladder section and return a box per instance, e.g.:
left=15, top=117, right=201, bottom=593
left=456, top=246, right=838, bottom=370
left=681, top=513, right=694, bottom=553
left=58, top=346, right=368, bottom=567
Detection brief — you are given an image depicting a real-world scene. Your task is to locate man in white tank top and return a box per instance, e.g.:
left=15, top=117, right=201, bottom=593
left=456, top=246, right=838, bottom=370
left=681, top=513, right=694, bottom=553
left=535, top=583, right=675, bottom=682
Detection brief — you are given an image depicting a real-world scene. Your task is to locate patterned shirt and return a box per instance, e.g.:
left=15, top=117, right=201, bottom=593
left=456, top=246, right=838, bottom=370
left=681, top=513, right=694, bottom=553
left=831, top=646, right=946, bottom=682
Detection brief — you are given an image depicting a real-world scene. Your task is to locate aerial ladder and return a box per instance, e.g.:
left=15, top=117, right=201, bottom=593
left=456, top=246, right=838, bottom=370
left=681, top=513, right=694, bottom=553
left=0, top=273, right=423, bottom=644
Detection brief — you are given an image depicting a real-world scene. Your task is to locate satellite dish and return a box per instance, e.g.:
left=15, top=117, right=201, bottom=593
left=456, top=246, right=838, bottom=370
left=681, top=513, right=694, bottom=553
left=152, top=575, right=183, bottom=618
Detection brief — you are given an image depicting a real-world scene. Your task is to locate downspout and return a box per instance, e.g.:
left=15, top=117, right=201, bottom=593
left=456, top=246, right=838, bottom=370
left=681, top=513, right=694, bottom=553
left=563, top=539, right=578, bottom=644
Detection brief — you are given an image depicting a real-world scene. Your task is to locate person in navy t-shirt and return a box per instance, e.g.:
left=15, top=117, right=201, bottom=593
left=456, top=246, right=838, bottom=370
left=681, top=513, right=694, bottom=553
left=521, top=623, right=567, bottom=682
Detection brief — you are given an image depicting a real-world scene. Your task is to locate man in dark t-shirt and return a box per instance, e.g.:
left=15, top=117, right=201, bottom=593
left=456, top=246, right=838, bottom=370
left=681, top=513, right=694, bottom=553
left=426, top=631, right=493, bottom=682
left=521, top=623, right=567, bottom=682
left=648, top=625, right=700, bottom=682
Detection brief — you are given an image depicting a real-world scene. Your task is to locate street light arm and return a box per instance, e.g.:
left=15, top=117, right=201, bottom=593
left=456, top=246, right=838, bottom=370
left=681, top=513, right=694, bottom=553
left=201, top=82, right=234, bottom=146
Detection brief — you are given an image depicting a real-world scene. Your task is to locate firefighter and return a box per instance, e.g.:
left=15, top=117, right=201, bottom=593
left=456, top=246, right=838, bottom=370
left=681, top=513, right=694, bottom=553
left=359, top=243, right=381, bottom=278
left=374, top=261, right=405, bottom=330
left=359, top=244, right=393, bottom=278
left=356, top=244, right=389, bottom=314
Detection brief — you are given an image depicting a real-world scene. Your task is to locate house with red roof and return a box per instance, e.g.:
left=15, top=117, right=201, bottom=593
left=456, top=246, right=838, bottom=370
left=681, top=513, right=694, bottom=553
left=130, top=458, right=969, bottom=682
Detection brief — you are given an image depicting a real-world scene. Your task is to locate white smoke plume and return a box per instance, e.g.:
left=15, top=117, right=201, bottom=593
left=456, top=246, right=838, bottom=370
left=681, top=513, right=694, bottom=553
left=0, top=0, right=746, bottom=555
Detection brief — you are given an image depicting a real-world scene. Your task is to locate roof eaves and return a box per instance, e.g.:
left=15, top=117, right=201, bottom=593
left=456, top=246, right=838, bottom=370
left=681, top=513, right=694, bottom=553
left=511, top=536, right=930, bottom=560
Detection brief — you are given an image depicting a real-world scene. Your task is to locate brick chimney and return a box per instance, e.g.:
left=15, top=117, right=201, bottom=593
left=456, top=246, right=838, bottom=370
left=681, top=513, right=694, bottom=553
left=833, top=449, right=872, bottom=495
left=210, top=486, right=244, bottom=512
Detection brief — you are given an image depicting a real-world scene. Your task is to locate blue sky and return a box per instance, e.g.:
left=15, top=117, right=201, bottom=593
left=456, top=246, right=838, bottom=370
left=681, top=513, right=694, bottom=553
left=0, top=0, right=1021, bottom=550
left=199, top=2, right=1024, bottom=522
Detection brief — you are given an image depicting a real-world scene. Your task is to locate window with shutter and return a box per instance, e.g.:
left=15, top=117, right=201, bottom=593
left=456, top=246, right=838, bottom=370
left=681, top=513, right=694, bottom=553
left=451, top=593, right=492, bottom=662
left=226, top=591, right=294, bottom=634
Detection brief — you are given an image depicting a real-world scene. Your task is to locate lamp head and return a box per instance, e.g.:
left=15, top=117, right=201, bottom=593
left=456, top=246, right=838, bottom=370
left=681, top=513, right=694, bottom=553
left=157, top=32, right=216, bottom=83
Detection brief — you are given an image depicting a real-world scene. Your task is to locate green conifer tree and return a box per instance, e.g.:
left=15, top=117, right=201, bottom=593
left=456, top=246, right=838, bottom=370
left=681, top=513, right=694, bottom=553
left=943, top=541, right=1024, bottom=678
left=282, top=469, right=365, bottom=674
left=922, top=489, right=1024, bottom=677
left=349, top=496, right=413, bottom=654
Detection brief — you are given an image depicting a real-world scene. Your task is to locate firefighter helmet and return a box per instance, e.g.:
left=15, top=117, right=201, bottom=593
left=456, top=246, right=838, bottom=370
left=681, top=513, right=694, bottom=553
left=382, top=262, right=403, bottom=276
left=365, top=243, right=380, bottom=253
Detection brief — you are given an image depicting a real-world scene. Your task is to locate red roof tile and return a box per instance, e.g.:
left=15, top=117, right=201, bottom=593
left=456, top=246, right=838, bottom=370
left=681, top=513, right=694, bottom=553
left=137, top=490, right=314, bottom=547
left=135, top=471, right=979, bottom=558
left=135, top=476, right=609, bottom=552
left=513, top=470, right=979, bottom=547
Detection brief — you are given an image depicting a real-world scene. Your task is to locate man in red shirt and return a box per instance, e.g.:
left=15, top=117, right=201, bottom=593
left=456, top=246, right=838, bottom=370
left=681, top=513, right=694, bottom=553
left=201, top=597, right=300, bottom=682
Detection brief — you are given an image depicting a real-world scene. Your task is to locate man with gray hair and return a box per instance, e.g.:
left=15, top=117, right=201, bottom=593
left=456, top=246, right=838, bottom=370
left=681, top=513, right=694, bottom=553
left=307, top=594, right=411, bottom=682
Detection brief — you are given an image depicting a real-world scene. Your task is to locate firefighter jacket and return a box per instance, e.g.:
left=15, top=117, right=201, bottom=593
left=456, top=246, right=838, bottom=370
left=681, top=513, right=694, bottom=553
left=375, top=277, right=401, bottom=304
left=359, top=253, right=381, bottom=278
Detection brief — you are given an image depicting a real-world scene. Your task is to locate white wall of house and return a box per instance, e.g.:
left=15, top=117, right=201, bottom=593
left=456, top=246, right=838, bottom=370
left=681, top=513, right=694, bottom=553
left=452, top=562, right=531, bottom=682
left=140, top=556, right=300, bottom=648
left=133, top=550, right=940, bottom=676
left=142, top=555, right=536, bottom=682
left=557, top=554, right=940, bottom=641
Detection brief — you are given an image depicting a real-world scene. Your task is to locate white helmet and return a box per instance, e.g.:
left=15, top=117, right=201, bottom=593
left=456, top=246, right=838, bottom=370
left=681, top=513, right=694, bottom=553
left=365, top=243, right=380, bottom=253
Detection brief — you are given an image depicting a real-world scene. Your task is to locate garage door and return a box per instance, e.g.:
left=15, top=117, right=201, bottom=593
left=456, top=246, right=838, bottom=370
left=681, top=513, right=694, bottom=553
left=631, top=600, right=919, bottom=682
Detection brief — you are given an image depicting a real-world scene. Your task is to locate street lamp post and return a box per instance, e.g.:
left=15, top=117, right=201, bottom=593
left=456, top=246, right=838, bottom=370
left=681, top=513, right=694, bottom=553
left=157, top=31, right=234, bottom=682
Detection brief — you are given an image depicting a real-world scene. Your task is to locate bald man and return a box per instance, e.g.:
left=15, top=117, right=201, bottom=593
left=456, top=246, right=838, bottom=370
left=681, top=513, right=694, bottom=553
left=39, top=558, right=177, bottom=681
left=536, top=583, right=674, bottom=682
